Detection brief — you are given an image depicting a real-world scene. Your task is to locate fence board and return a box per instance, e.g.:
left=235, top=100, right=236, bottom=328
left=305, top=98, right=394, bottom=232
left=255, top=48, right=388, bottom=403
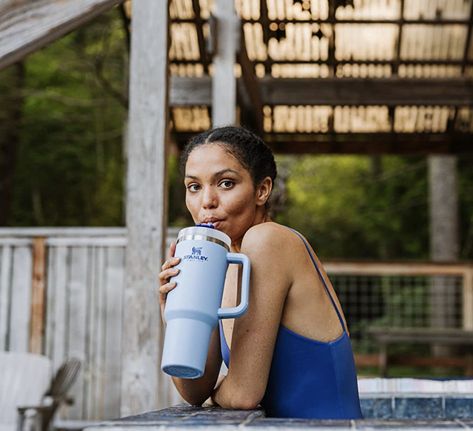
left=84, top=246, right=97, bottom=419
left=0, top=228, right=126, bottom=237
left=0, top=238, right=32, bottom=246
left=47, top=237, right=126, bottom=247
left=93, top=246, right=106, bottom=419
left=0, top=246, right=12, bottom=350
left=103, top=247, right=125, bottom=418
left=45, top=247, right=55, bottom=359
left=50, top=246, right=68, bottom=371
left=67, top=247, right=88, bottom=419
left=9, top=246, right=32, bottom=352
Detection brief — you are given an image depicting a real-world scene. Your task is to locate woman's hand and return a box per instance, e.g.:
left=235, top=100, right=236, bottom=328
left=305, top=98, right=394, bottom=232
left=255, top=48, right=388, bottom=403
left=158, top=241, right=181, bottom=323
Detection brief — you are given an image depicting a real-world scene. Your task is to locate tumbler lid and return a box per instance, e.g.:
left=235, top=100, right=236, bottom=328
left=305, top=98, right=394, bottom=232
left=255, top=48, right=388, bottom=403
left=177, top=225, right=231, bottom=249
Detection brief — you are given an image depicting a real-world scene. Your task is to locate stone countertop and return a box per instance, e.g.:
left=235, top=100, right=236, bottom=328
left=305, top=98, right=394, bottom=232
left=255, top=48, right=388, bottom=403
left=84, top=405, right=473, bottom=431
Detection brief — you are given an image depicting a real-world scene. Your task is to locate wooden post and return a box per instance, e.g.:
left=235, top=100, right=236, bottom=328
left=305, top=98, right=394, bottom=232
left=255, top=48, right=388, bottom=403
left=29, top=237, right=46, bottom=354
left=428, top=155, right=459, bottom=355
left=212, top=0, right=238, bottom=127
left=122, top=0, right=170, bottom=416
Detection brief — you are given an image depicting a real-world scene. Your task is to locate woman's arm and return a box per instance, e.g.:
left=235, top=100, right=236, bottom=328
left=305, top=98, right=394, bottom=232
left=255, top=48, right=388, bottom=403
left=211, top=224, right=294, bottom=409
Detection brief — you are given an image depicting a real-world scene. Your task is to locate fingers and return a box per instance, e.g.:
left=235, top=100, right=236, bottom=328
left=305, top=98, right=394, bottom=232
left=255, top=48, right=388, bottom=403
left=158, top=242, right=180, bottom=320
left=159, top=280, right=176, bottom=313
left=159, top=281, right=176, bottom=298
left=168, top=241, right=177, bottom=259
left=159, top=267, right=180, bottom=284
left=159, top=258, right=180, bottom=286
left=161, top=256, right=180, bottom=271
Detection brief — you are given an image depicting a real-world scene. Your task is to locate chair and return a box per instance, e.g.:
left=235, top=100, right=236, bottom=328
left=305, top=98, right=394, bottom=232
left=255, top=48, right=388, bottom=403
left=0, top=352, right=81, bottom=431
left=17, top=358, right=81, bottom=431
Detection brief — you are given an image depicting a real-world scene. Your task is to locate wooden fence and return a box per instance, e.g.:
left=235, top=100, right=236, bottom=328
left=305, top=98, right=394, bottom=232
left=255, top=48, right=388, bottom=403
left=0, top=228, right=180, bottom=421
left=1, top=228, right=472, bottom=420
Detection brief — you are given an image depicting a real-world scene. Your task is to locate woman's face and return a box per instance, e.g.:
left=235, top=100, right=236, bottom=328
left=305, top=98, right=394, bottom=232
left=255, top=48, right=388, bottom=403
left=184, top=143, right=264, bottom=242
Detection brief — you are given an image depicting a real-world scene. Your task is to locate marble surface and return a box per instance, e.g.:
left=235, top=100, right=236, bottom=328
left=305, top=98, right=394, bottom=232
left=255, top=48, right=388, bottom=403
left=84, top=397, right=473, bottom=431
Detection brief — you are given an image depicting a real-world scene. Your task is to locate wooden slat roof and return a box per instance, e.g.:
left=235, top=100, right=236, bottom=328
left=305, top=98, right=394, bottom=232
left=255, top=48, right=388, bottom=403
left=107, top=1, right=473, bottom=153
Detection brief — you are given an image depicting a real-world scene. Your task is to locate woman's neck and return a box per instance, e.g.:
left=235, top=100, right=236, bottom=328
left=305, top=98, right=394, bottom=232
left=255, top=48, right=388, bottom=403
left=230, top=211, right=271, bottom=252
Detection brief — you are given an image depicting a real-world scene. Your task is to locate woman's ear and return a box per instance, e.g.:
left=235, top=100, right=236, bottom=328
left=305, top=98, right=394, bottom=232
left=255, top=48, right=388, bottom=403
left=256, top=177, right=273, bottom=207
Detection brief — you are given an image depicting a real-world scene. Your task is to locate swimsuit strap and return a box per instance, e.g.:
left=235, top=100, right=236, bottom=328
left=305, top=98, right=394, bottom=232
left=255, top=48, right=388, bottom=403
left=289, top=228, right=347, bottom=333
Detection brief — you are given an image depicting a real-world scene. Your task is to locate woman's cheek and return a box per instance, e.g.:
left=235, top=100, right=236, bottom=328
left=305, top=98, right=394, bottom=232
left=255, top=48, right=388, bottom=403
left=185, top=196, right=199, bottom=219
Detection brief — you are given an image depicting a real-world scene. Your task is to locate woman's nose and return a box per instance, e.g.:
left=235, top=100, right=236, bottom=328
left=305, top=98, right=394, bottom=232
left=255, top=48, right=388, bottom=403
left=201, top=186, right=218, bottom=208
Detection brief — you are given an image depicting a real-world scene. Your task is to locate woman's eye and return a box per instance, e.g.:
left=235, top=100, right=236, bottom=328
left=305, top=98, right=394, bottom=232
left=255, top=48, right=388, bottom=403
left=186, top=183, right=200, bottom=192
left=219, top=180, right=235, bottom=189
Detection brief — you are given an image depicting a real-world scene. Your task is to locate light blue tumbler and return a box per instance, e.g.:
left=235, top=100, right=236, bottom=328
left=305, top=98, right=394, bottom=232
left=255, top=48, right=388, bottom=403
left=161, top=225, right=251, bottom=379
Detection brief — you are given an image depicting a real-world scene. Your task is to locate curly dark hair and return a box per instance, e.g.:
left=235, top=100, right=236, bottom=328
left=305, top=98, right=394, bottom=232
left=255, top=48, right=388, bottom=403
left=179, top=126, right=277, bottom=189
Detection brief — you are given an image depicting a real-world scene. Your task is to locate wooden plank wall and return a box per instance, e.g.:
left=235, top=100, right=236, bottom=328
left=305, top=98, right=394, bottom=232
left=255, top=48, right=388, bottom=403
left=0, top=228, right=181, bottom=421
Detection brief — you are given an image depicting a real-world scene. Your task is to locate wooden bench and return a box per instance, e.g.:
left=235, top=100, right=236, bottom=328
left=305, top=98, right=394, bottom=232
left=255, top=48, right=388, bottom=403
left=368, top=327, right=473, bottom=376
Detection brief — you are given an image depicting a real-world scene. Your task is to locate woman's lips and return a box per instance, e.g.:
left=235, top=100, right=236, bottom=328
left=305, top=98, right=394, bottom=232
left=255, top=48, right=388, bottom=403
left=201, top=218, right=223, bottom=228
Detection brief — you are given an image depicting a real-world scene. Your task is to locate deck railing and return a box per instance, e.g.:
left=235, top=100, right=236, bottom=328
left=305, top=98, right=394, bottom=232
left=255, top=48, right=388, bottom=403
left=1, top=228, right=472, bottom=420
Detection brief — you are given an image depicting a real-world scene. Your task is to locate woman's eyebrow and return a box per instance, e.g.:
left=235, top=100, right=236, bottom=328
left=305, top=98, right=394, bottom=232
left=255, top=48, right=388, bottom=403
left=185, top=169, right=240, bottom=180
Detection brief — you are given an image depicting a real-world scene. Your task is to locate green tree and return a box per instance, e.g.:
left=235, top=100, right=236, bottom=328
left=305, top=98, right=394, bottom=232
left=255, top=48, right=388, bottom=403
left=275, top=155, right=429, bottom=260
left=8, top=8, right=128, bottom=226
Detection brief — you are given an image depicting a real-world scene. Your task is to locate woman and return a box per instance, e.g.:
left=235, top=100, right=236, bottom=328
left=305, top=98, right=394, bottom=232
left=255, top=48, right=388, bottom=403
left=158, top=126, right=362, bottom=419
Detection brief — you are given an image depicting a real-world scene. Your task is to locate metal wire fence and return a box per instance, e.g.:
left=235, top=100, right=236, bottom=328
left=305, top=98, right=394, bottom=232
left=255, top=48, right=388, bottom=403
left=326, top=263, right=472, bottom=354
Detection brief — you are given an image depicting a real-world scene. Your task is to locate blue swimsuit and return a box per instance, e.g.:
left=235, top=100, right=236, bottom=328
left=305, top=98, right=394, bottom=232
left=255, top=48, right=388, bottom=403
left=218, top=229, right=363, bottom=419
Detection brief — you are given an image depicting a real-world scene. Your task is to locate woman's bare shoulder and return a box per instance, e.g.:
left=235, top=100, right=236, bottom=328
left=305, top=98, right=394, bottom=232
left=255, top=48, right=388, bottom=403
left=241, top=222, right=301, bottom=254
left=241, top=222, right=303, bottom=288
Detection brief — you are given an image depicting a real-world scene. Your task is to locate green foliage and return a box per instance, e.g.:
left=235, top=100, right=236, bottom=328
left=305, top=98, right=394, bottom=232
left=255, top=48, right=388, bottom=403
left=6, top=9, right=128, bottom=226
left=275, top=155, right=430, bottom=259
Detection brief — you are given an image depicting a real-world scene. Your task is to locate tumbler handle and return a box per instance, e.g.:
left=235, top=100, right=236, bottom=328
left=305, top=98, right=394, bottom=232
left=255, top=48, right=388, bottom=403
left=217, top=253, right=251, bottom=319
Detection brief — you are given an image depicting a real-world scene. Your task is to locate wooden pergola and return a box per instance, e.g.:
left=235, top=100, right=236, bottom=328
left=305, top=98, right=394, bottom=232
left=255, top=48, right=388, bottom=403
left=160, top=0, right=473, bottom=154
left=1, top=0, right=472, bottom=417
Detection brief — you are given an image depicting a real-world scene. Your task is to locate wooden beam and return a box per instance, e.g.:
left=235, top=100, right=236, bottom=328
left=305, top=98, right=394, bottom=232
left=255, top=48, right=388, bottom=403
left=324, top=261, right=472, bottom=276
left=191, top=0, right=208, bottom=73
left=174, top=131, right=473, bottom=154
left=0, top=0, right=123, bottom=70
left=170, top=77, right=473, bottom=107
left=392, top=0, right=405, bottom=76
left=462, top=0, right=473, bottom=74
left=237, top=27, right=263, bottom=134
left=261, top=77, right=473, bottom=106
left=259, top=0, right=270, bottom=75
left=170, top=76, right=211, bottom=106
left=449, top=0, right=472, bottom=135
left=428, top=156, right=460, bottom=337
left=122, top=0, right=169, bottom=416
left=174, top=58, right=473, bottom=67
left=212, top=0, right=238, bottom=126
left=174, top=18, right=473, bottom=26
left=328, top=0, right=336, bottom=78
left=263, top=133, right=473, bottom=155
